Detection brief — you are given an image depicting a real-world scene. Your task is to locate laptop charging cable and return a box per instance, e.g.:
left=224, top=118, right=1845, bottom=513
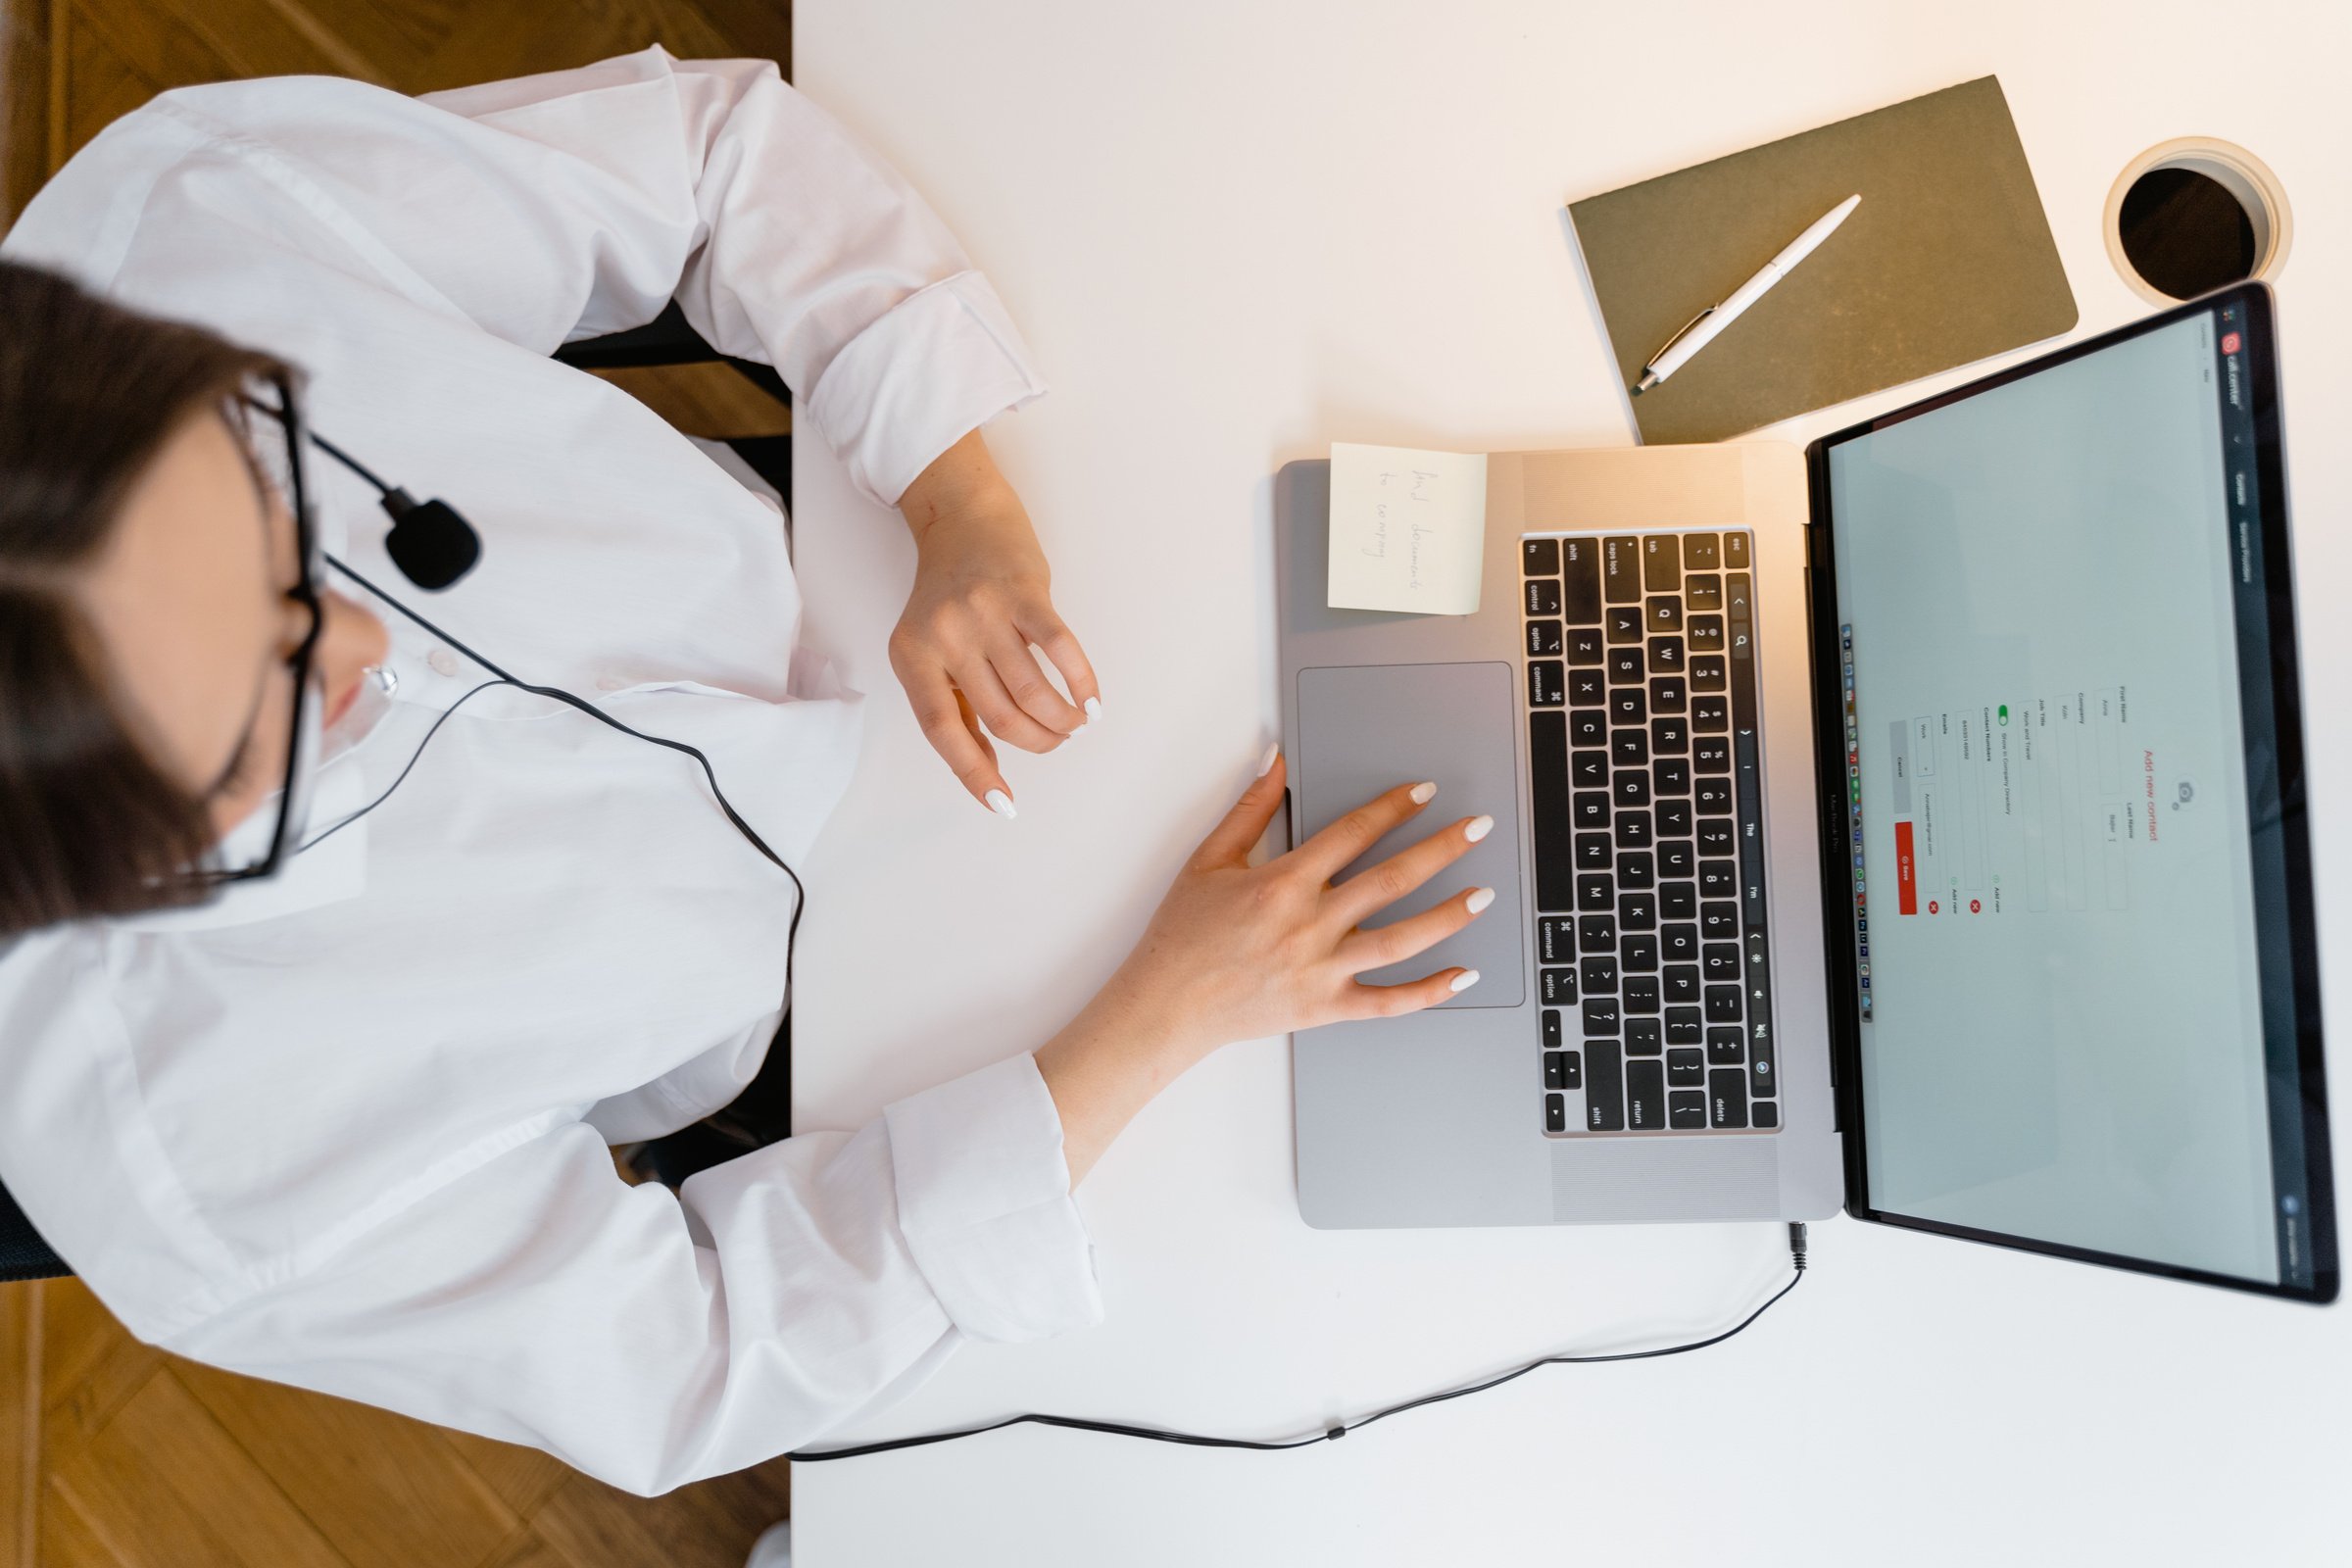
left=791, top=1222, right=1809, bottom=1460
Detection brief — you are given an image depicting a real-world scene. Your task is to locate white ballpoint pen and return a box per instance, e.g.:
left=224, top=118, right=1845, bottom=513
left=1633, top=194, right=1861, bottom=395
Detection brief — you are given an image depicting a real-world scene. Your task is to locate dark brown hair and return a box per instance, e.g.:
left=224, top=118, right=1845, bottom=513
left=0, top=259, right=289, bottom=935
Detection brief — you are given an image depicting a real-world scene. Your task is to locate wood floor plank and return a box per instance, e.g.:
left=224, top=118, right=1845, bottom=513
left=483, top=1526, right=592, bottom=1568
left=37, top=1284, right=166, bottom=1476
left=173, top=1357, right=522, bottom=1568
left=60, top=0, right=236, bottom=111
left=414, top=0, right=736, bottom=95
left=0, top=1284, right=39, bottom=1568
left=52, top=1370, right=348, bottom=1568
left=527, top=1468, right=775, bottom=1568
left=439, top=1427, right=574, bottom=1522
left=0, top=0, right=53, bottom=227
left=36, top=1480, right=128, bottom=1568
left=55, top=0, right=171, bottom=169
left=591, top=364, right=792, bottom=441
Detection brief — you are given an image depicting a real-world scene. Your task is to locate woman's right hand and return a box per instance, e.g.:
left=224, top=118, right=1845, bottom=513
left=1036, top=749, right=1495, bottom=1183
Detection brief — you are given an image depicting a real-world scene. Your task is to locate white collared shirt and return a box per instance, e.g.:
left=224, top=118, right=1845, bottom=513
left=0, top=47, right=1101, bottom=1494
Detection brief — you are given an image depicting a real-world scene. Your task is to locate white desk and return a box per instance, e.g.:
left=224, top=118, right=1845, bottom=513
left=790, top=4, right=2351, bottom=1562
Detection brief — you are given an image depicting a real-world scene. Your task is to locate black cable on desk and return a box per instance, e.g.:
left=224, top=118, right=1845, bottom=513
left=791, top=1222, right=1809, bottom=1461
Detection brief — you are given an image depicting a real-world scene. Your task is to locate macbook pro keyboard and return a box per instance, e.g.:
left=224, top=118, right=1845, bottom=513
left=1520, top=532, right=1779, bottom=1137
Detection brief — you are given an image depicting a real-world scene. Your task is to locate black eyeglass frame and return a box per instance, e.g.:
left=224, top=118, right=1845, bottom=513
left=203, top=374, right=328, bottom=888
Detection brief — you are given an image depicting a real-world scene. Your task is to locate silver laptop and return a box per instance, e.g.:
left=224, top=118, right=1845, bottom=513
left=1278, top=284, right=2337, bottom=1301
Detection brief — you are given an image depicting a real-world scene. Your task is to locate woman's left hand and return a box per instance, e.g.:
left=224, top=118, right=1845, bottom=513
left=890, top=430, right=1100, bottom=815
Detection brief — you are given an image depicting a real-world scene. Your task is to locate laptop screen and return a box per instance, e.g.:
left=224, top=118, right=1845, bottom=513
left=1817, top=287, right=2332, bottom=1298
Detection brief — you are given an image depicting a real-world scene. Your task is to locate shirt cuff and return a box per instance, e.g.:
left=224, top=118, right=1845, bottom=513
left=882, top=1053, right=1102, bottom=1344
left=805, top=270, right=1048, bottom=509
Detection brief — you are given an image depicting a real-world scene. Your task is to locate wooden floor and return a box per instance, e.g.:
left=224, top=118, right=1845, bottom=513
left=0, top=1, right=801, bottom=1564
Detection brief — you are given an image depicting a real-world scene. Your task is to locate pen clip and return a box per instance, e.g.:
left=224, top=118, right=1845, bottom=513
left=1647, top=306, right=1716, bottom=366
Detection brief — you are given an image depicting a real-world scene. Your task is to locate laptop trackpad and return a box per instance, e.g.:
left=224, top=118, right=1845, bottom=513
left=1295, top=662, right=1525, bottom=1008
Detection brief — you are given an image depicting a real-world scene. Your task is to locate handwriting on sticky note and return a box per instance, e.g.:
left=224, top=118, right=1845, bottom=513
left=1326, top=443, right=1487, bottom=615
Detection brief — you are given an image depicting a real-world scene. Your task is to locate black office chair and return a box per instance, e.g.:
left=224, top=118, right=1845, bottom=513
left=0, top=310, right=795, bottom=1281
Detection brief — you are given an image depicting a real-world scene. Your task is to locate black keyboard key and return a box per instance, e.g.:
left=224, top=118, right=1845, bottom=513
left=1645, top=595, right=1684, bottom=635
left=1750, top=1028, right=1777, bottom=1100
left=1574, top=791, right=1610, bottom=830
left=1569, top=668, right=1606, bottom=706
left=1642, top=534, right=1681, bottom=593
left=1612, top=729, right=1649, bottom=767
left=1561, top=539, right=1601, bottom=621
left=1702, top=944, right=1740, bottom=982
left=1752, top=1101, right=1780, bottom=1129
left=1663, top=963, right=1700, bottom=1004
left=1648, top=676, right=1688, bottom=715
left=1690, top=696, right=1729, bottom=732
left=1658, top=841, right=1696, bottom=877
left=1583, top=997, right=1621, bottom=1037
left=1606, top=605, right=1644, bottom=645
left=1527, top=619, right=1563, bottom=657
left=1559, top=1049, right=1583, bottom=1089
left=1572, top=749, right=1608, bottom=788
left=1538, top=914, right=1577, bottom=963
left=1626, top=1015, right=1662, bottom=1054
left=1577, top=874, right=1614, bottom=913
left=1529, top=661, right=1567, bottom=707
left=1567, top=625, right=1605, bottom=665
left=1695, top=778, right=1735, bottom=815
left=1684, top=533, right=1721, bottom=569
left=1689, top=654, right=1728, bottom=693
left=1704, top=985, right=1743, bottom=1023
left=1587, top=1040, right=1625, bottom=1130
left=1666, top=1048, right=1705, bottom=1085
left=1647, top=637, right=1685, bottom=674
left=1540, top=966, right=1578, bottom=1006
left=1669, top=1091, right=1709, bottom=1129
left=1726, top=570, right=1754, bottom=628
left=1687, top=613, right=1726, bottom=653
left=1685, top=571, right=1723, bottom=611
left=1651, top=716, right=1689, bottom=756
left=1665, top=1006, right=1704, bottom=1045
left=1692, top=737, right=1732, bottom=773
left=1602, top=536, right=1642, bottom=604
left=1706, top=1026, right=1744, bottom=1064
left=1660, top=882, right=1697, bottom=920
left=1546, top=1092, right=1567, bottom=1132
left=1524, top=538, right=1560, bottom=576
left=1652, top=758, right=1690, bottom=797
left=1576, top=832, right=1613, bottom=870
left=1611, top=688, right=1647, bottom=727
left=1618, top=891, right=1657, bottom=931
left=1621, top=933, right=1659, bottom=973
left=1613, top=810, right=1652, bottom=850
left=1655, top=800, right=1693, bottom=840
left=1616, top=851, right=1654, bottom=890
left=1708, top=1067, right=1748, bottom=1128
left=1525, top=578, right=1562, bottom=617
left=1661, top=923, right=1698, bottom=962
left=1542, top=1009, right=1564, bottom=1050
left=1580, top=956, right=1618, bottom=995
left=1607, top=648, right=1645, bottom=685
left=1699, top=903, right=1739, bottom=941
left=1624, top=977, right=1660, bottom=1016
left=1530, top=711, right=1576, bottom=912
left=1723, top=531, right=1749, bottom=570
left=1579, top=914, right=1618, bottom=953
left=1697, top=820, right=1736, bottom=855
left=1698, top=860, right=1738, bottom=899
left=1545, top=1052, right=1569, bottom=1090
left=1627, top=1060, right=1667, bottom=1130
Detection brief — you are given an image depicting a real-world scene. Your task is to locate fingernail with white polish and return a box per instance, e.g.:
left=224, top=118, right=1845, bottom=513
left=1465, top=886, right=1496, bottom=914
left=1256, top=742, right=1281, bottom=777
left=1464, top=814, right=1494, bottom=843
left=1085, top=698, right=1102, bottom=723
left=1408, top=781, right=1438, bottom=805
left=985, top=789, right=1017, bottom=819
left=1449, top=969, right=1482, bottom=993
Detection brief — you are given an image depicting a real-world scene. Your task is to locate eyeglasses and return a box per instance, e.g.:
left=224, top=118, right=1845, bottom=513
left=200, top=374, right=328, bottom=886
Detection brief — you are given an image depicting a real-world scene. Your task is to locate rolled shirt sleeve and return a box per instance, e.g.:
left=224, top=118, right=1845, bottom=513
left=12, top=45, right=1045, bottom=507
left=159, top=1054, right=1102, bottom=1496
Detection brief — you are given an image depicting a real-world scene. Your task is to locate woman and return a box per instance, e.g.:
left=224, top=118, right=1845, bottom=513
left=0, top=49, right=1490, bottom=1494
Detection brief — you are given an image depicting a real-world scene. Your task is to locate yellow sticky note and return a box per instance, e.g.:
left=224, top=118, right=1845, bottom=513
left=1326, top=443, right=1487, bottom=615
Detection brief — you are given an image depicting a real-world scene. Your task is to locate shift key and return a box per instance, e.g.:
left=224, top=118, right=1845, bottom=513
left=1585, top=1037, right=1625, bottom=1131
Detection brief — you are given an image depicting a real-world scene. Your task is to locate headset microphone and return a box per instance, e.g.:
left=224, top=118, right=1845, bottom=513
left=303, top=429, right=481, bottom=590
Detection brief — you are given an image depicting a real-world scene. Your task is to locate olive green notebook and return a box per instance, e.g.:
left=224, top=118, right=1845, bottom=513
left=1568, top=76, right=2077, bottom=445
